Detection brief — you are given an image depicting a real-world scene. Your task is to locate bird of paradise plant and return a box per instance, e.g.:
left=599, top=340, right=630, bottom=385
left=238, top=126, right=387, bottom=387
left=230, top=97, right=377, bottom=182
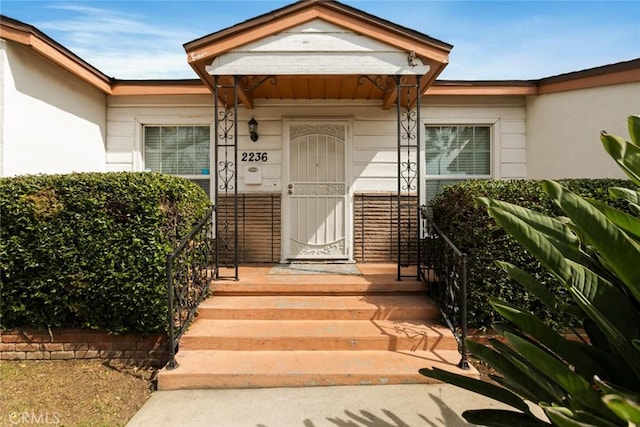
left=421, top=116, right=640, bottom=426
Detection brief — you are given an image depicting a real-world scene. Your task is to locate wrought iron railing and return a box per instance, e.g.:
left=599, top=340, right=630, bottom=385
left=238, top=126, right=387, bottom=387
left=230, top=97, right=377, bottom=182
left=420, top=206, right=469, bottom=369
left=166, top=206, right=215, bottom=369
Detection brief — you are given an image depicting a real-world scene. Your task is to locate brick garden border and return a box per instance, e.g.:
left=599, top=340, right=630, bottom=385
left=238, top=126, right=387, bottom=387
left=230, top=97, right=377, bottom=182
left=0, top=329, right=168, bottom=367
left=1, top=328, right=587, bottom=369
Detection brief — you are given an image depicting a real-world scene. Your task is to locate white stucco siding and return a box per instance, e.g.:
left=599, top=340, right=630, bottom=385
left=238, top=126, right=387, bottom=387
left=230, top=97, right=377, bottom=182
left=0, top=41, right=7, bottom=177
left=526, top=82, right=640, bottom=179
left=1, top=41, right=106, bottom=177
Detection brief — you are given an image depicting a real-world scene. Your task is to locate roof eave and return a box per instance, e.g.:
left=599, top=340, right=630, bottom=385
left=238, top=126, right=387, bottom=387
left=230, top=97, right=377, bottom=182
left=538, top=58, right=640, bottom=94
left=0, top=15, right=113, bottom=94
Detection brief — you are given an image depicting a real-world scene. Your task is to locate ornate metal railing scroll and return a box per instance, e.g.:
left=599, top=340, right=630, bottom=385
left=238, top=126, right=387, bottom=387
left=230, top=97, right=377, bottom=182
left=214, top=76, right=239, bottom=279
left=357, top=75, right=395, bottom=93
left=396, top=75, right=421, bottom=280
left=166, top=206, right=215, bottom=369
left=420, top=206, right=469, bottom=369
left=238, top=75, right=277, bottom=93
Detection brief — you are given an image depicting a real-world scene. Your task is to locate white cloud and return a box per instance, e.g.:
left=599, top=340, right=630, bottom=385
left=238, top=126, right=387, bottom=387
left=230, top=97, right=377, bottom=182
left=38, top=5, right=168, bottom=36
left=34, top=4, right=199, bottom=78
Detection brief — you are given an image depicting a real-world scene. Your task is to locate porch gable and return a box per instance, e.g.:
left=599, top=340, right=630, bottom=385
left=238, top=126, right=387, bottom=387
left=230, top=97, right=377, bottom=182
left=184, top=0, right=452, bottom=109
left=206, top=19, right=430, bottom=76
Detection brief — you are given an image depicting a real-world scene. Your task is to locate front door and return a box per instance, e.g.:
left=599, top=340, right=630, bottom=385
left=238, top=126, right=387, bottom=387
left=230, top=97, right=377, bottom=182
left=283, top=120, right=350, bottom=261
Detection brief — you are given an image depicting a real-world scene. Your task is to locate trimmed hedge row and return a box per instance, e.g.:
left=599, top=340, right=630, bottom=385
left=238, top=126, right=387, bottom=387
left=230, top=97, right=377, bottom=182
left=0, top=172, right=210, bottom=334
left=431, top=178, right=638, bottom=329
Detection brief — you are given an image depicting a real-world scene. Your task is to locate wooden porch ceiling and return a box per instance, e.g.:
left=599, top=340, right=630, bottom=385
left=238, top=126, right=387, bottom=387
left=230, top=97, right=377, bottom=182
left=214, top=74, right=426, bottom=109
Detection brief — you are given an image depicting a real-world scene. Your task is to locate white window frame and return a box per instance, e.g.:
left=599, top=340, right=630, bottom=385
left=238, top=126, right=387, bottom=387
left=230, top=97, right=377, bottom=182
left=421, top=118, right=500, bottom=205
left=134, top=117, right=214, bottom=199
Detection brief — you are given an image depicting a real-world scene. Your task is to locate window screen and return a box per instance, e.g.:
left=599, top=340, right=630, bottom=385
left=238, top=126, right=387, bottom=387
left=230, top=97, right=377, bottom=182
left=144, top=126, right=211, bottom=194
left=424, top=125, right=491, bottom=213
left=425, top=125, right=490, bottom=177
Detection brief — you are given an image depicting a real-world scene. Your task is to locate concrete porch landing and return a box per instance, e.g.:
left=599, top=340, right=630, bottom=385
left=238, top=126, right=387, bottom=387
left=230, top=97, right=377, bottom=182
left=210, top=263, right=429, bottom=294
left=156, top=264, right=477, bottom=390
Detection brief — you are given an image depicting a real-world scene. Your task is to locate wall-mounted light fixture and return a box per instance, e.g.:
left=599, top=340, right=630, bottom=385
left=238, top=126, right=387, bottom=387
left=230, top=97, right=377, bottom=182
left=248, top=117, right=259, bottom=142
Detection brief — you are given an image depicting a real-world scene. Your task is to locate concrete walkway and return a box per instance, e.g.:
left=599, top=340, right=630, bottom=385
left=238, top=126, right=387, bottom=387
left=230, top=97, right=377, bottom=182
left=126, top=384, right=514, bottom=427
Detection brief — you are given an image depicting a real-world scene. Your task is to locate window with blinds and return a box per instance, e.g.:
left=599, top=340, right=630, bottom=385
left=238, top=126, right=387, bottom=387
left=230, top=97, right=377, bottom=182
left=424, top=125, right=491, bottom=211
left=425, top=125, right=490, bottom=177
left=144, top=126, right=211, bottom=195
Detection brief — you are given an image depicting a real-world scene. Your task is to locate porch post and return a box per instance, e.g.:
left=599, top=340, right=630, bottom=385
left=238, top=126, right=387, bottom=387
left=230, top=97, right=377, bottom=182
left=396, top=75, right=421, bottom=280
left=213, top=76, right=220, bottom=277
left=213, top=76, right=240, bottom=280
left=416, top=75, right=422, bottom=278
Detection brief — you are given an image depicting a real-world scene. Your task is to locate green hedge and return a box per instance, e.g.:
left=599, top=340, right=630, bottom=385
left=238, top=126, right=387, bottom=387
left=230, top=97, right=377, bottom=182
left=431, top=178, right=637, bottom=329
left=0, top=172, right=210, bottom=334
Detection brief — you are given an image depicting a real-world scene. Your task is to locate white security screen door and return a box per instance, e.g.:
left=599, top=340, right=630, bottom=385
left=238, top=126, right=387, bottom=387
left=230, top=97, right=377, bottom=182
left=283, top=121, right=349, bottom=260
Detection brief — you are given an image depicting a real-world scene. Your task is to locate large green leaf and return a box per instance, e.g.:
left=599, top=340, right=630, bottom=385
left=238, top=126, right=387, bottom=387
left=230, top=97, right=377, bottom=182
left=478, top=198, right=579, bottom=245
left=486, top=206, right=571, bottom=284
left=495, top=261, right=584, bottom=320
left=542, top=406, right=621, bottom=427
left=594, top=376, right=640, bottom=401
left=467, top=339, right=558, bottom=404
left=462, top=409, right=550, bottom=426
left=493, top=304, right=629, bottom=386
left=492, top=375, right=542, bottom=406
left=570, top=288, right=640, bottom=381
left=582, top=318, right=611, bottom=353
left=495, top=261, right=556, bottom=307
left=490, top=298, right=617, bottom=383
left=480, top=198, right=596, bottom=268
left=487, top=337, right=566, bottom=404
left=595, top=363, right=640, bottom=418
left=601, top=131, right=640, bottom=186
left=628, top=115, right=640, bottom=147
left=418, top=367, right=532, bottom=413
left=540, top=409, right=588, bottom=427
left=543, top=181, right=640, bottom=308
left=602, top=394, right=640, bottom=424
left=504, top=332, right=615, bottom=419
left=563, top=259, right=639, bottom=337
left=609, top=187, right=640, bottom=206
left=488, top=206, right=636, bottom=335
left=589, top=199, right=640, bottom=242
left=609, top=187, right=640, bottom=216
left=544, top=180, right=640, bottom=302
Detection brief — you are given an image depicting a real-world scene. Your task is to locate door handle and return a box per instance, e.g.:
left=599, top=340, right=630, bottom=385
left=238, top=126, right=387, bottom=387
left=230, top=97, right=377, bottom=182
left=288, top=183, right=293, bottom=195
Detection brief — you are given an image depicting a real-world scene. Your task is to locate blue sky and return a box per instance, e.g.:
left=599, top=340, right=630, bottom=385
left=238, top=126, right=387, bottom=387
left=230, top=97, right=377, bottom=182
left=2, top=0, right=639, bottom=80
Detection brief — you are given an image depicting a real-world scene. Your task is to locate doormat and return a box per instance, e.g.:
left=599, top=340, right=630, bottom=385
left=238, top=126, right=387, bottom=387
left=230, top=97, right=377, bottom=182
left=268, top=264, right=362, bottom=275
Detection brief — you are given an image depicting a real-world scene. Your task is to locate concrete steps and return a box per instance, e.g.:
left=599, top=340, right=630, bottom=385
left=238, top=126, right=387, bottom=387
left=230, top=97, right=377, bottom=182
left=196, top=294, right=439, bottom=320
left=159, top=349, right=466, bottom=389
left=180, top=319, right=458, bottom=351
left=156, top=265, right=477, bottom=390
left=210, top=274, right=428, bottom=296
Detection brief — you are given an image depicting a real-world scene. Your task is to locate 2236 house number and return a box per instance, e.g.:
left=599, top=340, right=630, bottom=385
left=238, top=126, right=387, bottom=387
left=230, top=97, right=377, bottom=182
left=241, top=152, right=268, bottom=162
